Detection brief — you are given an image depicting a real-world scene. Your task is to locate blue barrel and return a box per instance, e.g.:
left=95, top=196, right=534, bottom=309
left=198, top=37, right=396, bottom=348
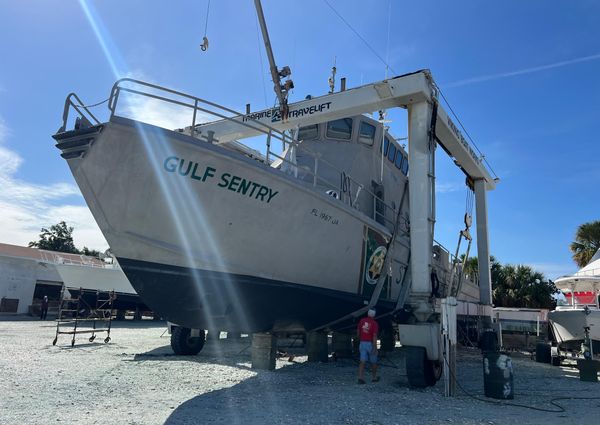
left=483, top=352, right=514, bottom=399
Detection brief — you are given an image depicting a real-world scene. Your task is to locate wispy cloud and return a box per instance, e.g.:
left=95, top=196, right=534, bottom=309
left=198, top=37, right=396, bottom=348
left=115, top=71, right=215, bottom=130
left=530, top=262, right=577, bottom=280
left=0, top=118, right=108, bottom=250
left=437, top=181, right=464, bottom=194
left=445, top=52, right=600, bottom=88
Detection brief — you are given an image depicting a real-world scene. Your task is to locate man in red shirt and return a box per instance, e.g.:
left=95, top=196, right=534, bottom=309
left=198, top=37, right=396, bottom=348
left=357, top=309, right=379, bottom=384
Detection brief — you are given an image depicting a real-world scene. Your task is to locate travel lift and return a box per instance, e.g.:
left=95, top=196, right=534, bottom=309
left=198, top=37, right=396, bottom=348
left=189, top=0, right=498, bottom=390
left=196, top=69, right=497, bottom=383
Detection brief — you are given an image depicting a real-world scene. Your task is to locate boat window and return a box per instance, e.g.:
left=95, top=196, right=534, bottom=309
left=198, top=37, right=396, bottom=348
left=382, top=137, right=389, bottom=156
left=387, top=142, right=396, bottom=162
left=401, top=155, right=409, bottom=175
left=358, top=121, right=375, bottom=146
left=326, top=118, right=353, bottom=140
left=298, top=124, right=318, bottom=140
left=394, top=151, right=403, bottom=169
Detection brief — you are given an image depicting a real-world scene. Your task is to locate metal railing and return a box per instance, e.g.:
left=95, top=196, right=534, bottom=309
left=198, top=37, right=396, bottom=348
left=38, top=250, right=110, bottom=269
left=60, top=78, right=399, bottom=229
left=574, top=268, right=600, bottom=277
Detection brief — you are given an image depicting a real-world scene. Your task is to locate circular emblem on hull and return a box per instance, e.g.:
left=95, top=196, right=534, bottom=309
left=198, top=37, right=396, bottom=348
left=365, top=246, right=387, bottom=285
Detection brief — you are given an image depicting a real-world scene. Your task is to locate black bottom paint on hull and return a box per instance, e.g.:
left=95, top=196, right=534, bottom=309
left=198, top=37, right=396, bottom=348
left=117, top=257, right=403, bottom=333
left=67, top=288, right=148, bottom=312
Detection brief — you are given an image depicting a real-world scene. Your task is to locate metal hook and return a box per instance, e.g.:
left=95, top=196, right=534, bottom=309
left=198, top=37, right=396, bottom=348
left=200, top=36, right=209, bottom=52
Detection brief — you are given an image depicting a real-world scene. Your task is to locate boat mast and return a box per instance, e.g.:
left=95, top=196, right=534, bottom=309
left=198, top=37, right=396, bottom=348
left=254, top=0, right=293, bottom=121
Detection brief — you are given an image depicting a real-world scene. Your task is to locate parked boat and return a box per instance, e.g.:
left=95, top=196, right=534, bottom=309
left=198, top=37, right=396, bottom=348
left=53, top=260, right=145, bottom=312
left=548, top=250, right=600, bottom=355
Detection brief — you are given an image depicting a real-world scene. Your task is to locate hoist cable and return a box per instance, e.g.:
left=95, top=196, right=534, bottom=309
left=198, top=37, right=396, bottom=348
left=203, top=0, right=211, bottom=37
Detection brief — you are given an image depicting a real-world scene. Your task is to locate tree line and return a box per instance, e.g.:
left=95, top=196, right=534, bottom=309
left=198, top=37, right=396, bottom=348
left=28, top=221, right=102, bottom=258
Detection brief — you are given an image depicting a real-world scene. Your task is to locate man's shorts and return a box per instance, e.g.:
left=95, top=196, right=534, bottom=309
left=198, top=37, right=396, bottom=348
left=359, top=341, right=377, bottom=363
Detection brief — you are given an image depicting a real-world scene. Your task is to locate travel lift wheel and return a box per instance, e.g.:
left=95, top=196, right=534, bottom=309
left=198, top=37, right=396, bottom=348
left=89, top=335, right=96, bottom=343
left=535, top=342, right=551, bottom=363
left=405, top=346, right=441, bottom=388
left=171, top=327, right=206, bottom=355
left=550, top=345, right=562, bottom=366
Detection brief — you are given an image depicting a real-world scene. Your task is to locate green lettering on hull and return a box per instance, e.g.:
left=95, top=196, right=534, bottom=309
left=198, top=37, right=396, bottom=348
left=163, top=156, right=279, bottom=204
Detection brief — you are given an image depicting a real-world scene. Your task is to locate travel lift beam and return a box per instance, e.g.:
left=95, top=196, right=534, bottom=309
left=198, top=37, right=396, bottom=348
left=193, top=69, right=498, bottom=357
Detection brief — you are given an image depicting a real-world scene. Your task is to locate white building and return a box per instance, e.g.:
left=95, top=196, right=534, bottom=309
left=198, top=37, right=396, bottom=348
left=0, top=243, right=104, bottom=314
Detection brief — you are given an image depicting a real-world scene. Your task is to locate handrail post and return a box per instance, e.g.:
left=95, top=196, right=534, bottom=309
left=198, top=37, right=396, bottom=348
left=191, top=99, right=198, bottom=137
left=110, top=88, right=120, bottom=120
left=266, top=131, right=272, bottom=163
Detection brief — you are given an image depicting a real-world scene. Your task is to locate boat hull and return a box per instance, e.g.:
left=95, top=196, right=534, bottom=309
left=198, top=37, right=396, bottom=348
left=118, top=257, right=400, bottom=332
left=56, top=118, right=403, bottom=331
left=548, top=308, right=600, bottom=346
left=54, top=263, right=146, bottom=311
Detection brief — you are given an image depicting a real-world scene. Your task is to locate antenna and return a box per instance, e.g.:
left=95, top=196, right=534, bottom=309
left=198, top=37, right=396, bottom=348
left=254, top=0, right=294, bottom=121
left=328, top=57, right=337, bottom=93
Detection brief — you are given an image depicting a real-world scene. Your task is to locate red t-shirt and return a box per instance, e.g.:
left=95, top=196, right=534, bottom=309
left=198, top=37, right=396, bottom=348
left=357, top=317, right=379, bottom=342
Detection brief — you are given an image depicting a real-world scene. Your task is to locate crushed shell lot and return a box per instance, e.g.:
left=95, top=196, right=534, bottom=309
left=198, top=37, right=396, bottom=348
left=1, top=319, right=599, bottom=425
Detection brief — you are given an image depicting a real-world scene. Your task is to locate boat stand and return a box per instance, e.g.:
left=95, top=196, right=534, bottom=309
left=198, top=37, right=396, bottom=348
left=52, top=286, right=116, bottom=347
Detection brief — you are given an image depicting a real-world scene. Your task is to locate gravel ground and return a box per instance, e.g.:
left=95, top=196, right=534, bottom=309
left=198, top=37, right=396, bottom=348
left=1, top=318, right=599, bottom=425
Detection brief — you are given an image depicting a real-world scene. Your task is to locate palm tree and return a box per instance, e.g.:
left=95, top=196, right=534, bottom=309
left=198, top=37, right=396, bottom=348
left=570, top=220, right=600, bottom=268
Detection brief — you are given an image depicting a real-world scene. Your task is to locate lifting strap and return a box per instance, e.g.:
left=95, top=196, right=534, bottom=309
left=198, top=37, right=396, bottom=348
left=309, top=181, right=409, bottom=332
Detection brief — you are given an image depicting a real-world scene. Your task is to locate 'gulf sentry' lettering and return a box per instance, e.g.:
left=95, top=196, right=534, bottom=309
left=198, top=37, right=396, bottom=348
left=163, top=156, right=279, bottom=204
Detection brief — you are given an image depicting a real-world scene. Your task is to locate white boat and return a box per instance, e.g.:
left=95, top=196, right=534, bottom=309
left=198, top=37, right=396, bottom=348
left=50, top=256, right=147, bottom=311
left=548, top=250, right=600, bottom=353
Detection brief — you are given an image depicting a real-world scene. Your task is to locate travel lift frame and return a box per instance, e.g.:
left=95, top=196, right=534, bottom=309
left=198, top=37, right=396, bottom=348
left=195, top=70, right=498, bottom=381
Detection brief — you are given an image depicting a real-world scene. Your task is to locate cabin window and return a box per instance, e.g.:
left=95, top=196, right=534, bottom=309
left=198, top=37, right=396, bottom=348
left=358, top=122, right=375, bottom=146
left=401, top=155, right=409, bottom=175
left=298, top=124, right=318, bottom=140
left=382, top=137, right=389, bottom=156
left=326, top=118, right=353, bottom=140
left=387, top=142, right=396, bottom=162
left=394, top=151, right=403, bottom=170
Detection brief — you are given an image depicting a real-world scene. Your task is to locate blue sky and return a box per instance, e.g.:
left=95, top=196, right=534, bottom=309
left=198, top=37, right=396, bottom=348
left=0, top=0, right=598, bottom=278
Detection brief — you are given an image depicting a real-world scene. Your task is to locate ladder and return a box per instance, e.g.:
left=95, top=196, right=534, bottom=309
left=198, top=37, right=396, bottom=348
left=52, top=286, right=115, bottom=347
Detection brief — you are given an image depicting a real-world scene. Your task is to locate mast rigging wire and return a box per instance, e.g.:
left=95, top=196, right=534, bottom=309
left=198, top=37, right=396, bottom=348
left=323, top=0, right=395, bottom=75
left=323, top=0, right=498, bottom=180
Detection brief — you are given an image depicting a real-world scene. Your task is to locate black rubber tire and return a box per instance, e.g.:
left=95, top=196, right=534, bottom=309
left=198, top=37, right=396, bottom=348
left=380, top=324, right=396, bottom=352
left=171, top=327, right=206, bottom=355
left=535, top=342, right=551, bottom=363
left=405, top=346, right=437, bottom=388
